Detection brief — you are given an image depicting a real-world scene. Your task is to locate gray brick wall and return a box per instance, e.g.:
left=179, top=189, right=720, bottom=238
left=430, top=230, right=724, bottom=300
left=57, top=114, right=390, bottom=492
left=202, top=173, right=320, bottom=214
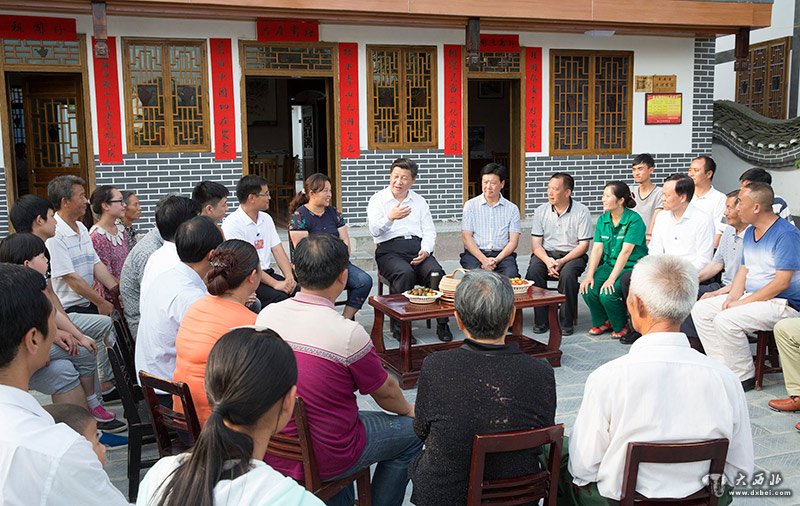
left=693, top=37, right=715, bottom=154
left=94, top=152, right=244, bottom=229
left=524, top=153, right=695, bottom=215
left=0, top=173, right=7, bottom=237
left=341, top=149, right=463, bottom=224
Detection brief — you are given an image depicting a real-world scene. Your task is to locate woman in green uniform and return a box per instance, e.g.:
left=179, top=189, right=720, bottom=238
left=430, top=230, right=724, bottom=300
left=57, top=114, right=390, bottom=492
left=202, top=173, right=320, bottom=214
left=579, top=181, right=648, bottom=339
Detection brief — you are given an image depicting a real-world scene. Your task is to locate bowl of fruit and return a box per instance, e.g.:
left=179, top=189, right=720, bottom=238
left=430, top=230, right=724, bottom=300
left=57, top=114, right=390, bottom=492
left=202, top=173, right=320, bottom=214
left=402, top=286, right=443, bottom=304
left=509, top=277, right=534, bottom=294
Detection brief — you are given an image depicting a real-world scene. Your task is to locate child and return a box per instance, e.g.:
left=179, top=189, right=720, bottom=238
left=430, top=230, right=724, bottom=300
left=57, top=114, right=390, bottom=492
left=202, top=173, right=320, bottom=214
left=44, top=403, right=107, bottom=465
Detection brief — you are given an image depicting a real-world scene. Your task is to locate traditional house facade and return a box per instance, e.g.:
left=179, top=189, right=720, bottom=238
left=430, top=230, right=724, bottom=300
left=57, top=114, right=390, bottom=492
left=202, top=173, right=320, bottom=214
left=0, top=1, right=771, bottom=235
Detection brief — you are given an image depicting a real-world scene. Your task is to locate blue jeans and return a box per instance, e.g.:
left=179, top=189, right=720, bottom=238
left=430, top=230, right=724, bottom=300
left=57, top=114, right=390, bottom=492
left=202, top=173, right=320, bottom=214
left=326, top=411, right=422, bottom=506
left=345, top=263, right=373, bottom=310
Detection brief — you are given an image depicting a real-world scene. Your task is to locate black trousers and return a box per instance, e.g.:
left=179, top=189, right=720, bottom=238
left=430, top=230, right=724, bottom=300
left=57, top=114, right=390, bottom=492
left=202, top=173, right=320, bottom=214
left=376, top=237, right=448, bottom=325
left=526, top=251, right=588, bottom=328
left=255, top=269, right=297, bottom=308
left=460, top=250, right=520, bottom=278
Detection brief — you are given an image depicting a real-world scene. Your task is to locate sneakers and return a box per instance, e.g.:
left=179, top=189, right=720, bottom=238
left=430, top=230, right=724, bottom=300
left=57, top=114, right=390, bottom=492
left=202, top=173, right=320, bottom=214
left=90, top=405, right=116, bottom=423
left=99, top=432, right=129, bottom=447
left=98, top=418, right=128, bottom=434
left=101, top=387, right=121, bottom=404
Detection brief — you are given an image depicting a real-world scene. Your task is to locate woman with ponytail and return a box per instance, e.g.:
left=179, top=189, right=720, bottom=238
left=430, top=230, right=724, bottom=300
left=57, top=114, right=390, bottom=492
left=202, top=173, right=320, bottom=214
left=137, top=327, right=323, bottom=506
left=288, top=173, right=373, bottom=319
left=171, top=240, right=260, bottom=425
left=579, top=181, right=648, bottom=339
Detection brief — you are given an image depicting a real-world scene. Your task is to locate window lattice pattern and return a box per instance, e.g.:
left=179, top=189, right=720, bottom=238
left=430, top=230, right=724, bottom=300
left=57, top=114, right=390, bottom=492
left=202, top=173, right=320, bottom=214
left=551, top=51, right=632, bottom=155
left=243, top=44, right=333, bottom=72
left=30, top=96, right=81, bottom=168
left=10, top=86, right=25, bottom=145
left=2, top=39, right=81, bottom=66
left=472, top=51, right=521, bottom=74
left=368, top=46, right=436, bottom=148
left=594, top=56, right=630, bottom=151
left=736, top=38, right=790, bottom=119
left=123, top=39, right=208, bottom=152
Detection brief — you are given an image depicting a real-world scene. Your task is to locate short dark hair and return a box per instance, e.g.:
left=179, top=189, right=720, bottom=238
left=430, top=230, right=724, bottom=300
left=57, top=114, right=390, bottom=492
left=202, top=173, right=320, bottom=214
left=89, top=185, right=118, bottom=215
left=742, top=181, right=775, bottom=209
left=192, top=181, right=229, bottom=209
left=550, top=172, right=575, bottom=192
left=390, top=158, right=418, bottom=178
left=175, top=216, right=224, bottom=263
left=693, top=155, right=717, bottom=179
left=47, top=175, right=84, bottom=211
left=44, top=403, right=94, bottom=435
left=236, top=175, right=268, bottom=203
left=10, top=194, right=53, bottom=233
left=293, top=234, right=349, bottom=290
left=0, top=233, right=47, bottom=265
left=0, top=264, right=52, bottom=369
left=726, top=189, right=741, bottom=199
left=480, top=163, right=507, bottom=183
left=632, top=153, right=655, bottom=168
left=665, top=173, right=695, bottom=201
left=155, top=196, right=200, bottom=242
left=739, top=167, right=771, bottom=184
left=121, top=190, right=137, bottom=203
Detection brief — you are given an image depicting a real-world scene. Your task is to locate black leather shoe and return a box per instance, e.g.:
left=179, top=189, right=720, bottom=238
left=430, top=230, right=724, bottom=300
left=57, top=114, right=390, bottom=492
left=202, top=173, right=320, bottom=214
left=437, top=322, right=453, bottom=342
left=561, top=326, right=574, bottom=336
left=741, top=377, right=756, bottom=392
left=532, top=324, right=549, bottom=334
left=391, top=321, right=416, bottom=345
left=619, top=330, right=641, bottom=345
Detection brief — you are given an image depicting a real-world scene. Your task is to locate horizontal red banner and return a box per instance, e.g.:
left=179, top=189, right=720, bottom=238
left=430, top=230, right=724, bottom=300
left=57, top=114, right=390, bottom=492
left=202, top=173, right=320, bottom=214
left=480, top=34, right=519, bottom=53
left=0, top=15, right=77, bottom=41
left=257, top=20, right=319, bottom=42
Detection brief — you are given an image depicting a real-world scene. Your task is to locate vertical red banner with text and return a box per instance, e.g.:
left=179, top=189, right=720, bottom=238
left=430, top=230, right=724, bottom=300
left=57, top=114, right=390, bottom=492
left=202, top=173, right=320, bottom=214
left=525, top=47, right=543, bottom=152
left=443, top=45, right=463, bottom=155
left=92, top=37, right=122, bottom=164
left=338, top=43, right=360, bottom=159
left=210, top=38, right=236, bottom=161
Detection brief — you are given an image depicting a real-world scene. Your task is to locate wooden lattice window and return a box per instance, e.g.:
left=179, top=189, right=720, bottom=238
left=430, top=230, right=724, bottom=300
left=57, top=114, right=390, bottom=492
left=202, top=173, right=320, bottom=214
left=367, top=45, right=437, bottom=149
left=550, top=50, right=632, bottom=155
left=122, top=39, right=210, bottom=152
left=736, top=37, right=791, bottom=119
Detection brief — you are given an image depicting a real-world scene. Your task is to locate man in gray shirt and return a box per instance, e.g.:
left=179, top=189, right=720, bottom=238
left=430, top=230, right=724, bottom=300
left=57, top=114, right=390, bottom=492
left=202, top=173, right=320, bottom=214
left=630, top=153, right=663, bottom=240
left=526, top=173, right=592, bottom=336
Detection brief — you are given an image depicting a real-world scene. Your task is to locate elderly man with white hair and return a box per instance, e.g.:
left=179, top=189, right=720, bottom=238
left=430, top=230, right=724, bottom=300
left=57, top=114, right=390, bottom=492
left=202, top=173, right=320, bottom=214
left=568, top=254, right=753, bottom=503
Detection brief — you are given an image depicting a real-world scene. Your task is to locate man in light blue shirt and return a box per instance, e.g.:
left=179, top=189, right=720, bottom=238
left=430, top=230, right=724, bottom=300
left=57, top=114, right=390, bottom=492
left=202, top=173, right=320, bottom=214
left=460, top=163, right=521, bottom=278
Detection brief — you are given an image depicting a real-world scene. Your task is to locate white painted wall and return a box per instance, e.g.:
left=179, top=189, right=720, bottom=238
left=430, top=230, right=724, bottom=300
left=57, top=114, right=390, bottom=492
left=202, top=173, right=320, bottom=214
left=322, top=26, right=696, bottom=155
left=712, top=141, right=800, bottom=213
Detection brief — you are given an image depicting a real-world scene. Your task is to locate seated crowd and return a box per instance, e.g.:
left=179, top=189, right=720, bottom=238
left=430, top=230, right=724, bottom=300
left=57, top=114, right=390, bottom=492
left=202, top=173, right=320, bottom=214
left=0, top=153, right=798, bottom=505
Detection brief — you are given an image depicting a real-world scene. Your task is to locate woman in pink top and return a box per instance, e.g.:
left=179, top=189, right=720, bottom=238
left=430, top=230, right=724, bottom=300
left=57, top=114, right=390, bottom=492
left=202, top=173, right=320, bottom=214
left=89, top=185, right=129, bottom=305
left=173, top=239, right=260, bottom=425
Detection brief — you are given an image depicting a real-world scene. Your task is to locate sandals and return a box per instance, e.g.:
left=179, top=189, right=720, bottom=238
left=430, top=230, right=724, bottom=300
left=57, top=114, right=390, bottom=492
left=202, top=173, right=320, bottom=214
left=611, top=325, right=631, bottom=339
left=588, top=321, right=612, bottom=335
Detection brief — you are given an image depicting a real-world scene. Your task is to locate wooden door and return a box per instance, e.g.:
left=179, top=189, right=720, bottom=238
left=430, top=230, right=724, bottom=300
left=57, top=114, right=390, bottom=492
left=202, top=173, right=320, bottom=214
left=736, top=37, right=791, bottom=119
left=22, top=75, right=88, bottom=197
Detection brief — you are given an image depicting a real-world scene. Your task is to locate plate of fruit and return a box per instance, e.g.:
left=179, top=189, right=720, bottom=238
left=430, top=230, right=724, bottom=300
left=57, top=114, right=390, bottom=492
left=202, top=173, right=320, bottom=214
left=509, top=277, right=534, bottom=294
left=402, top=286, right=443, bottom=304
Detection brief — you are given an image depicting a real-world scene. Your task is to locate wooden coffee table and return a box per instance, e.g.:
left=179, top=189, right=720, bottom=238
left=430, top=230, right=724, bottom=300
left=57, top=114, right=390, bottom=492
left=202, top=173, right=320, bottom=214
left=368, top=286, right=566, bottom=389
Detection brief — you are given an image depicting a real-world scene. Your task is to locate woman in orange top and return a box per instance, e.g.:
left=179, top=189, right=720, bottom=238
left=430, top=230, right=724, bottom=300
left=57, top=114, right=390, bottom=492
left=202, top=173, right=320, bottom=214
left=173, top=239, right=261, bottom=425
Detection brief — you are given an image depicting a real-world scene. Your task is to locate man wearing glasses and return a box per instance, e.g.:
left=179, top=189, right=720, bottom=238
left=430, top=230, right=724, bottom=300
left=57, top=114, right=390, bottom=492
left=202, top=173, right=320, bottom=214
left=222, top=174, right=297, bottom=307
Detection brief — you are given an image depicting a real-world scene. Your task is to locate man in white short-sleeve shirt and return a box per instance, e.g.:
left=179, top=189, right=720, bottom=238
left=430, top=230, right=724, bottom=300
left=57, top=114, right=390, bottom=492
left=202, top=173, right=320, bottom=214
left=0, top=264, right=129, bottom=506
left=222, top=175, right=296, bottom=308
left=688, top=155, right=726, bottom=247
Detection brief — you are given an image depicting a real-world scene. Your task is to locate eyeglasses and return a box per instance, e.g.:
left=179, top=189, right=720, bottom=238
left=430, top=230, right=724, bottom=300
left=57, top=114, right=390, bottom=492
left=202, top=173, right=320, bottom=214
left=256, top=192, right=271, bottom=198
left=107, top=199, right=126, bottom=205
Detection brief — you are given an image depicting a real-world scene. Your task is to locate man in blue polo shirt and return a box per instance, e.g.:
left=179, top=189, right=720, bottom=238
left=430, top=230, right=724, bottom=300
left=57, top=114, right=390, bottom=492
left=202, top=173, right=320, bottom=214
left=691, top=182, right=800, bottom=390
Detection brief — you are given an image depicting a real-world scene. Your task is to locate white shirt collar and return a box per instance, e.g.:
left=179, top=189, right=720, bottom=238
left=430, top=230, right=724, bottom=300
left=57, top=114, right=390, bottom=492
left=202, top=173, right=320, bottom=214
left=628, top=331, right=690, bottom=352
left=54, top=212, right=78, bottom=237
left=0, top=385, right=53, bottom=421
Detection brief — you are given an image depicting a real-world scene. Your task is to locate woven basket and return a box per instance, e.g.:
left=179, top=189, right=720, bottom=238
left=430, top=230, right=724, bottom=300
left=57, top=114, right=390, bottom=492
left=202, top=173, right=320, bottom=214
left=440, top=268, right=468, bottom=294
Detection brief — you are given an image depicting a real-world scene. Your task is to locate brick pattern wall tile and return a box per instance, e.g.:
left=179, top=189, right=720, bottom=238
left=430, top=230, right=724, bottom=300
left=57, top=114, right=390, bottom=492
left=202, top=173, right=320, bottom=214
left=341, top=149, right=463, bottom=224
left=94, top=152, right=244, bottom=229
left=0, top=175, right=7, bottom=237
left=693, top=37, right=715, bottom=154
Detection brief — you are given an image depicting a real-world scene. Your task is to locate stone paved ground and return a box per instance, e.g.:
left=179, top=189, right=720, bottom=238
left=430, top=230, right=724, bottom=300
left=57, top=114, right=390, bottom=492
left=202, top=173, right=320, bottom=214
left=77, top=256, right=799, bottom=504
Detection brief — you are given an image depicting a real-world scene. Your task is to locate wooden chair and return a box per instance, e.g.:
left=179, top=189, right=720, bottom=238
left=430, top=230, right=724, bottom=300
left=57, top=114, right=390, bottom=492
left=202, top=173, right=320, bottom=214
left=267, top=397, right=371, bottom=504
left=107, top=342, right=157, bottom=501
left=753, top=330, right=782, bottom=390
left=138, top=371, right=202, bottom=458
left=249, top=157, right=278, bottom=180
left=274, top=155, right=298, bottom=214
left=466, top=424, right=564, bottom=506
left=620, top=439, right=729, bottom=505
left=111, top=312, right=136, bottom=378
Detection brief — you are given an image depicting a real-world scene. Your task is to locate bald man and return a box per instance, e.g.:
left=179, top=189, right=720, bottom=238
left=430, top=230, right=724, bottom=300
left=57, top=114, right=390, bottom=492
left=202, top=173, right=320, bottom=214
left=691, top=182, right=800, bottom=390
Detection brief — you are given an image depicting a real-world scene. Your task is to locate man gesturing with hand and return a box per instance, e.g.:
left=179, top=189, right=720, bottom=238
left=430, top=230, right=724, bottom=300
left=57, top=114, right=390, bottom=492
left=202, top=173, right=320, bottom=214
left=368, top=158, right=453, bottom=343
